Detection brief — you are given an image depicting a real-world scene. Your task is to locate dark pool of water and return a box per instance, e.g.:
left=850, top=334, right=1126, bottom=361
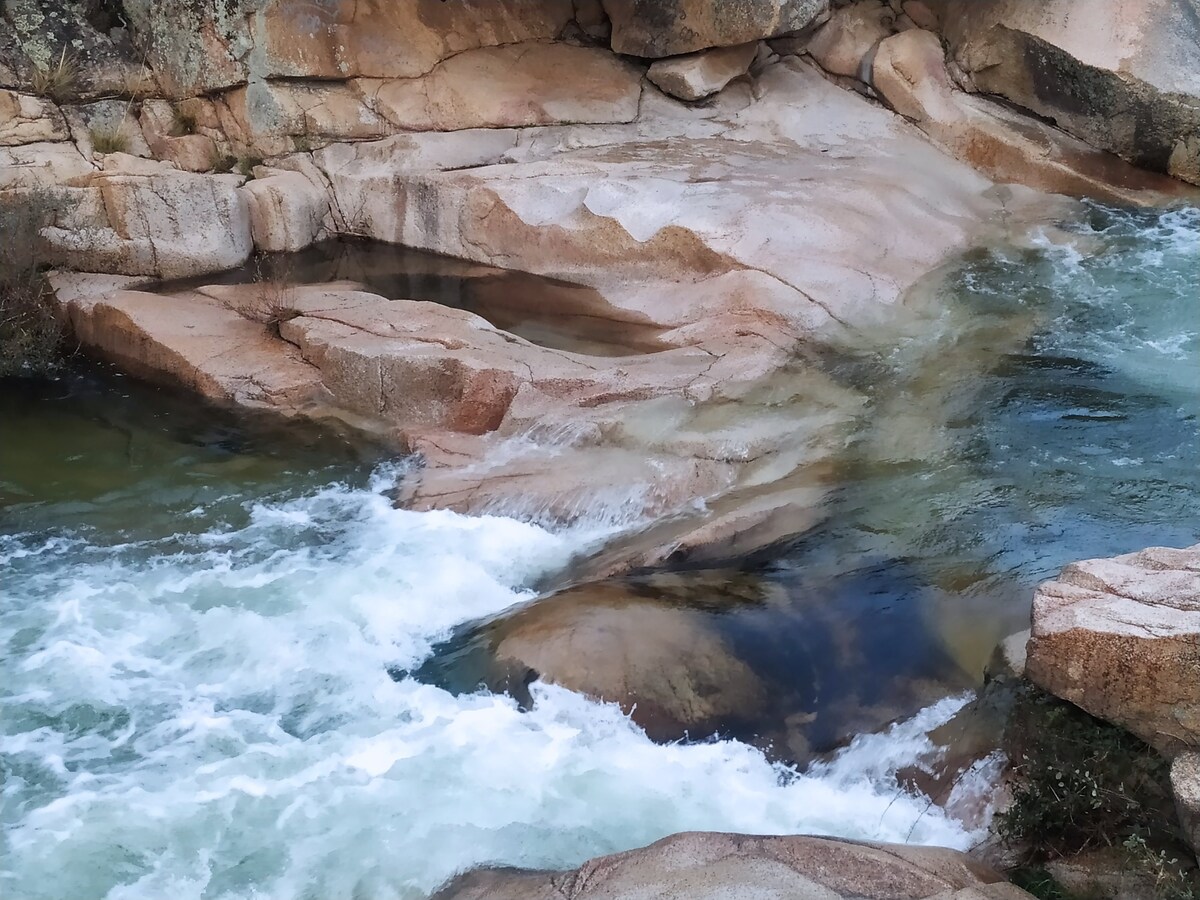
left=154, top=238, right=667, bottom=358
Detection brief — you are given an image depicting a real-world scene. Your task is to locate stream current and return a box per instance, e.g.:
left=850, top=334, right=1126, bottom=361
left=2, top=202, right=1198, bottom=899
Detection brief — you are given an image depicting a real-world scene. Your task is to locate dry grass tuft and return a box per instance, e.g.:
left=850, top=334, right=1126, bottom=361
left=30, top=48, right=81, bottom=104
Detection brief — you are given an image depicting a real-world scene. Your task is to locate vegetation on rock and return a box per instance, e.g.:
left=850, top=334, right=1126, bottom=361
left=0, top=191, right=69, bottom=377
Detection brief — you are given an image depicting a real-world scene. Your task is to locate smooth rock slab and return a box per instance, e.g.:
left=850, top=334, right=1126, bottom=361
left=1026, top=543, right=1200, bottom=758
left=432, top=831, right=1030, bottom=900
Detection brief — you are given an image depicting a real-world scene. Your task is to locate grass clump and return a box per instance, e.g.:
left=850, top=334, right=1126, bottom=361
left=0, top=191, right=69, bottom=377
left=224, top=255, right=302, bottom=336
left=90, top=126, right=130, bottom=155
left=30, top=48, right=80, bottom=103
left=170, top=106, right=198, bottom=136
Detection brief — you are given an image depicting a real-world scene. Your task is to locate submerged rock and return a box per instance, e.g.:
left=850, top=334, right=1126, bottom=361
left=1026, top=543, right=1200, bottom=758
left=431, top=831, right=1030, bottom=899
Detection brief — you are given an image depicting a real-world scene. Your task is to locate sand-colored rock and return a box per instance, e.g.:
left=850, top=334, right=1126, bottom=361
left=647, top=43, right=759, bottom=101
left=603, top=0, right=829, bottom=56
left=807, top=0, right=896, bottom=78
left=138, top=99, right=218, bottom=173
left=0, top=89, right=68, bottom=146
left=1026, top=543, right=1200, bottom=758
left=0, top=141, right=92, bottom=189
left=431, top=831, right=1028, bottom=900
left=1172, top=753, right=1200, bottom=862
left=40, top=159, right=252, bottom=277
left=363, top=43, right=644, bottom=131
left=121, top=0, right=575, bottom=96
left=871, top=29, right=1196, bottom=205
left=933, top=0, right=1200, bottom=185
left=240, top=168, right=331, bottom=253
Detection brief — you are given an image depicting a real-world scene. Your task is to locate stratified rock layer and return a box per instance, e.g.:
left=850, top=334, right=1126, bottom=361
left=1026, top=544, right=1200, bottom=758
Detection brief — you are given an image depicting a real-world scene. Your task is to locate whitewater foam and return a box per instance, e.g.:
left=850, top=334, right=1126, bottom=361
left=2, top=471, right=979, bottom=900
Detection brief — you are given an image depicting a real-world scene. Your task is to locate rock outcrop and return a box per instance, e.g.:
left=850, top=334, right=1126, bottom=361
left=646, top=42, right=759, bottom=100
left=1026, top=543, right=1200, bottom=758
left=431, top=831, right=1031, bottom=900
left=603, top=0, right=829, bottom=56
left=933, top=0, right=1200, bottom=185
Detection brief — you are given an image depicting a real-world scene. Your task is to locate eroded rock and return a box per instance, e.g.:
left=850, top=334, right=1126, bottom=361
left=603, top=0, right=829, bottom=56
left=807, top=0, right=895, bottom=79
left=1026, top=543, right=1200, bottom=758
left=431, top=831, right=1028, bottom=900
left=646, top=42, right=759, bottom=101
left=0, top=89, right=68, bottom=145
left=1173, top=752, right=1200, bottom=862
left=240, top=168, right=331, bottom=252
left=934, top=0, right=1200, bottom=185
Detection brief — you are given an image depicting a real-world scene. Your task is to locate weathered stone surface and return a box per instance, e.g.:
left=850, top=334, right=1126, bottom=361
left=363, top=43, right=644, bottom=131
left=62, top=100, right=152, bottom=160
left=647, top=42, right=759, bottom=100
left=602, top=0, right=829, bottom=56
left=0, top=89, right=68, bottom=145
left=807, top=0, right=895, bottom=78
left=1172, top=752, right=1200, bottom=861
left=1026, top=543, right=1200, bottom=758
left=61, top=287, right=324, bottom=408
left=41, top=159, right=253, bottom=277
left=431, top=831, right=1026, bottom=900
left=139, top=99, right=219, bottom=172
left=984, top=630, right=1029, bottom=682
left=122, top=0, right=575, bottom=96
left=934, top=0, right=1200, bottom=185
left=871, top=29, right=1196, bottom=204
left=0, top=140, right=92, bottom=189
left=240, top=168, right=331, bottom=252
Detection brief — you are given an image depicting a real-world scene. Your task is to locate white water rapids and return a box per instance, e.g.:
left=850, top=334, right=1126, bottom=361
left=2, top=466, right=979, bottom=900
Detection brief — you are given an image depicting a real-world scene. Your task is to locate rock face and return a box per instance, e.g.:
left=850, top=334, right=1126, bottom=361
left=934, top=0, right=1200, bottom=185
left=870, top=28, right=1194, bottom=204
left=1026, top=544, right=1200, bottom=758
left=40, top=156, right=252, bottom=278
left=431, top=831, right=1031, bottom=900
left=807, top=0, right=895, bottom=79
left=0, top=89, right=68, bottom=145
left=1172, top=752, right=1200, bottom=861
left=646, top=42, right=759, bottom=100
left=603, top=0, right=828, bottom=56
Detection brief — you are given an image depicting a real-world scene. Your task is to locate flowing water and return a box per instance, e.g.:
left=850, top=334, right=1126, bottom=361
left=2, top=202, right=1198, bottom=899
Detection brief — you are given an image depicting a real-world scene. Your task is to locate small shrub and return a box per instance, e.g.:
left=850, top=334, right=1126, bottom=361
left=994, top=687, right=1187, bottom=865
left=30, top=48, right=80, bottom=103
left=1124, top=834, right=1199, bottom=900
left=90, top=126, right=130, bottom=155
left=0, top=190, right=70, bottom=377
left=224, top=255, right=302, bottom=336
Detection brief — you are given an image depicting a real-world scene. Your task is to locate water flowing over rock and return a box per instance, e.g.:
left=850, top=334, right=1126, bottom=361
left=431, top=831, right=1031, bottom=899
left=932, top=0, right=1200, bottom=185
left=1026, top=543, right=1200, bottom=758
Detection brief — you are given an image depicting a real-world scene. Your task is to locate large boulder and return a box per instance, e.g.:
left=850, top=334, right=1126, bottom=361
left=447, top=579, right=771, bottom=742
left=1025, top=544, right=1200, bottom=758
left=870, top=28, right=1195, bottom=204
left=602, top=0, right=829, bottom=56
left=933, top=0, right=1200, bottom=185
left=646, top=42, right=759, bottom=101
left=807, top=0, right=895, bottom=79
left=0, top=89, right=68, bottom=145
left=40, top=156, right=253, bottom=278
left=432, top=831, right=1031, bottom=900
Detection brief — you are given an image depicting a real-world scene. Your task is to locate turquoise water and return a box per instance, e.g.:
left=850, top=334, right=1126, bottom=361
left=1, top=202, right=1197, bottom=899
